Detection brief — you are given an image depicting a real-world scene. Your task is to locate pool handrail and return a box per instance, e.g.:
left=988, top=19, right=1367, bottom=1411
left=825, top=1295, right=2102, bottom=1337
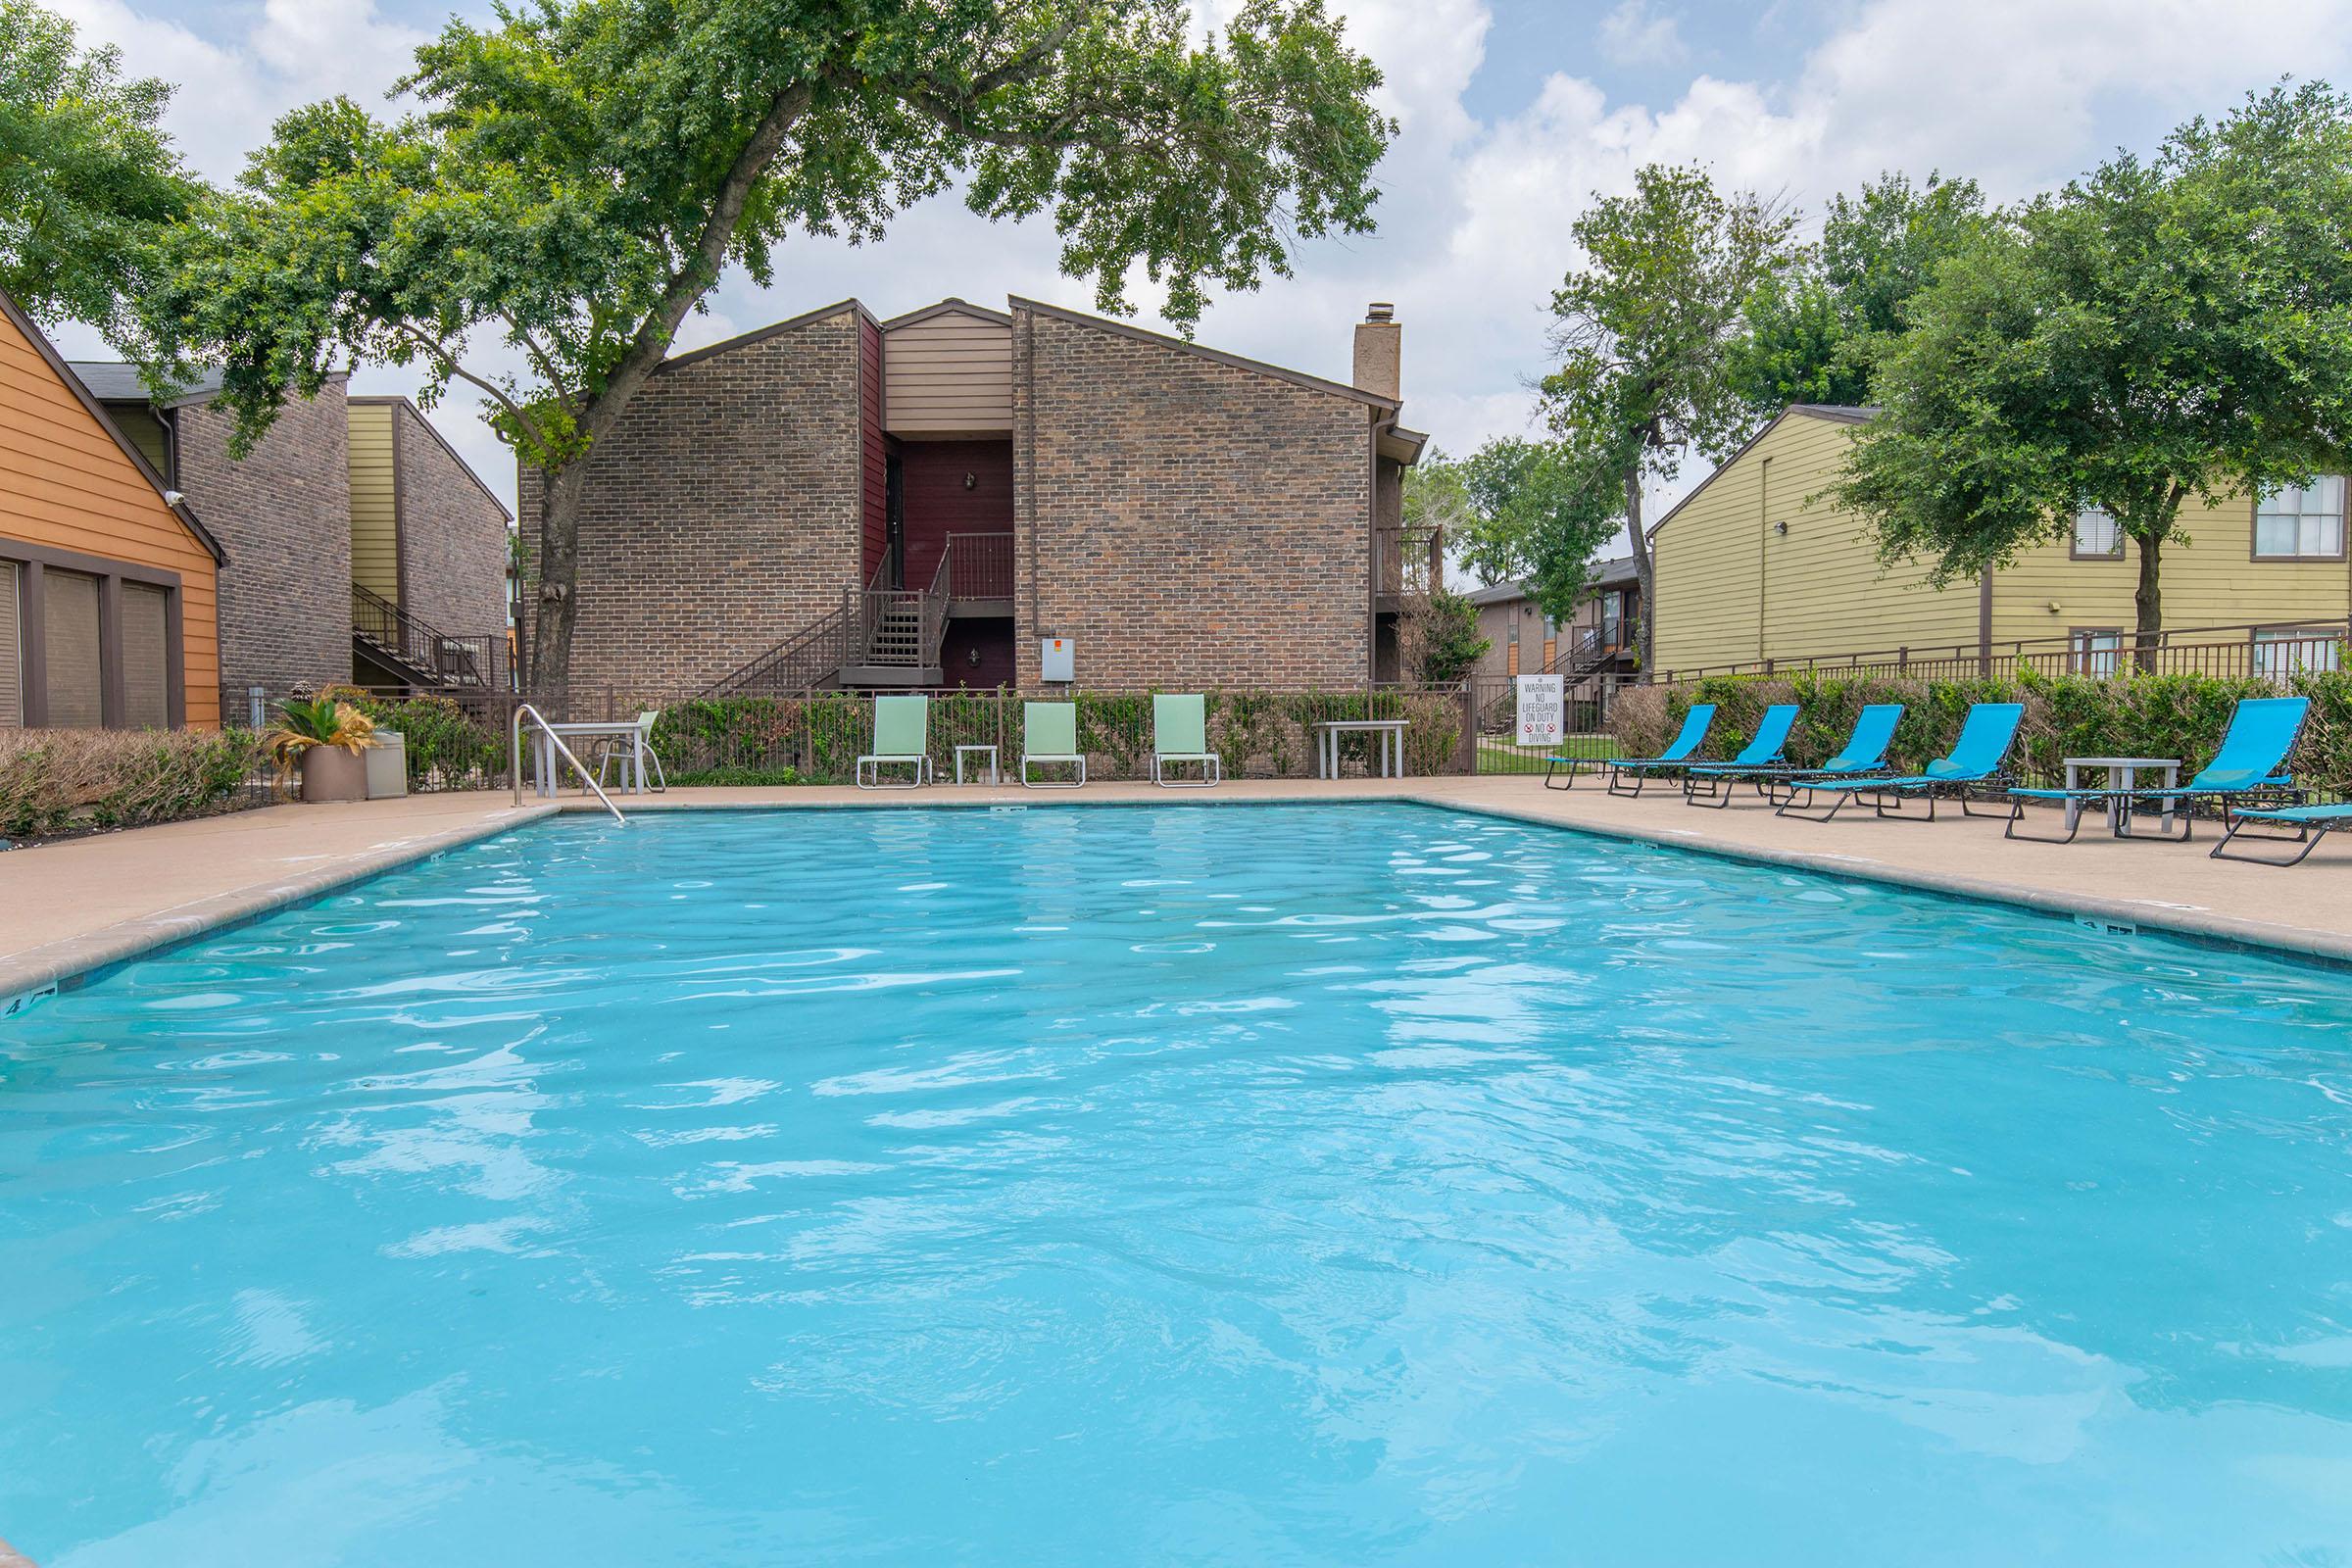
left=511, top=702, right=627, bottom=822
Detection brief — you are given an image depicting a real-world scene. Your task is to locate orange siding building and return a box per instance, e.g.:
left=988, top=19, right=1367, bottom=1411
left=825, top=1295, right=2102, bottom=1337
left=0, top=290, right=223, bottom=728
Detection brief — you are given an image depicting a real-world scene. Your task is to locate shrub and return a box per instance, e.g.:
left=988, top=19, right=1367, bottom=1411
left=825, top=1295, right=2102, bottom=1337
left=325, top=688, right=510, bottom=792
left=1611, top=669, right=2352, bottom=795
left=0, top=728, right=266, bottom=841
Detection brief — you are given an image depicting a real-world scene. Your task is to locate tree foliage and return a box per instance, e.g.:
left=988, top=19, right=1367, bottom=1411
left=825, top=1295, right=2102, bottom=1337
left=1399, top=586, right=1489, bottom=685
left=1727, top=172, right=1991, bottom=421
left=141, top=0, right=1393, bottom=708
left=0, top=0, right=198, bottom=347
left=1835, top=83, right=2352, bottom=647
left=1541, top=163, right=1798, bottom=666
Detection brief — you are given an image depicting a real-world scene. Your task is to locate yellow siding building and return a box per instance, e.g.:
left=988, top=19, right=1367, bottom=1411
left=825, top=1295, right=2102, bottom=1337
left=1651, top=405, right=2352, bottom=677
left=347, top=399, right=400, bottom=604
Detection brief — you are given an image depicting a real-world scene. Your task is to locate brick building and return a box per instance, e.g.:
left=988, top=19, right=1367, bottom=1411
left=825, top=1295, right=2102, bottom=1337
left=71, top=368, right=512, bottom=713
left=522, top=296, right=1430, bottom=699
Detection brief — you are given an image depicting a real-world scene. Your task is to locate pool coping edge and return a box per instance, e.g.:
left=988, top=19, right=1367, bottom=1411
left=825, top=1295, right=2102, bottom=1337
left=1418, top=793, right=2352, bottom=966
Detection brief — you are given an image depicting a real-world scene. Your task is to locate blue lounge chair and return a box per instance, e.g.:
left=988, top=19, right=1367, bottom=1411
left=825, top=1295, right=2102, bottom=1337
left=1547, top=703, right=1714, bottom=796
left=2210, top=802, right=2352, bottom=865
left=1684, top=703, right=1905, bottom=809
left=2005, top=695, right=2309, bottom=844
left=1776, top=702, right=2023, bottom=822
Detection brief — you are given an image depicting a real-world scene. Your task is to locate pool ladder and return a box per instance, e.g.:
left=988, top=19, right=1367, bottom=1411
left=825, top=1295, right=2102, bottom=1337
left=510, top=703, right=627, bottom=823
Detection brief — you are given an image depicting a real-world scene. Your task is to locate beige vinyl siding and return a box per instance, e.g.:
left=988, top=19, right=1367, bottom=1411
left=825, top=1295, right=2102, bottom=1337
left=348, top=401, right=398, bottom=602
left=109, top=405, right=171, bottom=478
left=1991, top=489, right=2352, bottom=643
left=1654, top=411, right=1974, bottom=673
left=883, top=309, right=1012, bottom=436
left=1754, top=417, right=1978, bottom=662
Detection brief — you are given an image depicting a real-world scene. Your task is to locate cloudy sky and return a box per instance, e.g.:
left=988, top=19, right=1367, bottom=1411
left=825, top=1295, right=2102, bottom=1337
left=41, top=0, right=2352, bottom=521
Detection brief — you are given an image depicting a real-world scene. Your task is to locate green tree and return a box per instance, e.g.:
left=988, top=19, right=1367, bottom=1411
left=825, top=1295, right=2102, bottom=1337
left=1399, top=585, right=1488, bottom=684
left=143, top=0, right=1392, bottom=710
left=0, top=0, right=199, bottom=347
left=1728, top=171, right=1990, bottom=422
left=1837, top=84, right=2352, bottom=657
left=1541, top=163, right=1798, bottom=668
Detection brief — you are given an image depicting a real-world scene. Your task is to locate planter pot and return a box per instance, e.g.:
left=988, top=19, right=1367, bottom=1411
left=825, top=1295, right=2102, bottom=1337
left=298, top=745, right=368, bottom=804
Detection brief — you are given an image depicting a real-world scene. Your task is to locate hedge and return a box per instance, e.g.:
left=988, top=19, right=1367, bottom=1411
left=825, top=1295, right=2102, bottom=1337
left=1609, top=669, right=2352, bottom=799
left=651, top=688, right=1468, bottom=785
left=0, top=728, right=267, bottom=841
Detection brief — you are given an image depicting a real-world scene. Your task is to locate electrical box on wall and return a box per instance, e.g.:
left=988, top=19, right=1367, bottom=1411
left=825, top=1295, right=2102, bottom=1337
left=1041, top=637, right=1075, bottom=683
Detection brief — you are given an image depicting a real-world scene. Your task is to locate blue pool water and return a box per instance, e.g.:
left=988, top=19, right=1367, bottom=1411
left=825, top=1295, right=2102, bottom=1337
left=4, top=803, right=2351, bottom=1565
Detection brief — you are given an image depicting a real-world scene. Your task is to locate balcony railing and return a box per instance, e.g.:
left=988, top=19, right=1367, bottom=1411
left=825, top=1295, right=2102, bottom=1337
left=1375, top=524, right=1444, bottom=598
left=1651, top=619, right=2352, bottom=686
left=945, top=531, right=1014, bottom=602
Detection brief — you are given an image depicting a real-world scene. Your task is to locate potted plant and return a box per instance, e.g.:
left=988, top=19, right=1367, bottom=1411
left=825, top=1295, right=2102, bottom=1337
left=266, top=696, right=378, bottom=804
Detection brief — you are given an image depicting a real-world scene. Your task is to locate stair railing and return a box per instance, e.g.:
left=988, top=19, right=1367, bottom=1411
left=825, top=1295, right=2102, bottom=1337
left=509, top=702, right=626, bottom=822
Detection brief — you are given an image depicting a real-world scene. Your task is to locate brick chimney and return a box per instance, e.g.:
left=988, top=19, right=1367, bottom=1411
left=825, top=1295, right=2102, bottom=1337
left=1353, top=302, right=1400, bottom=403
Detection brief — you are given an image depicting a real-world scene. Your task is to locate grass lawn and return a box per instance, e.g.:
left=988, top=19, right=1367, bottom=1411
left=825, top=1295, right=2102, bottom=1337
left=1475, top=733, right=1622, bottom=773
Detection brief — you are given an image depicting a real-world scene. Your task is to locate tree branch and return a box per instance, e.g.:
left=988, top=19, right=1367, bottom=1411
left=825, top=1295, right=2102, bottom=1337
left=501, top=313, right=575, bottom=414
left=582, top=81, right=815, bottom=446
left=394, top=322, right=547, bottom=449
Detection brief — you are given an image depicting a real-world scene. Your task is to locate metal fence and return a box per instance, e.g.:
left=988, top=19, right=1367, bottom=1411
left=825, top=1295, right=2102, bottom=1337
left=1464, top=671, right=1635, bottom=775
left=232, top=683, right=1488, bottom=795
left=1653, top=619, right=2351, bottom=686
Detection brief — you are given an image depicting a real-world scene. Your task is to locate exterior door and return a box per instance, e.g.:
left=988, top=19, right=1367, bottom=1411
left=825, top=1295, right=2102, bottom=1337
left=884, top=455, right=906, bottom=589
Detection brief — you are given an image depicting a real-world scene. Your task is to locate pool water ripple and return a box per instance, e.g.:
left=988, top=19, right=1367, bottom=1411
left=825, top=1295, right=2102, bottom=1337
left=4, top=802, right=2352, bottom=1565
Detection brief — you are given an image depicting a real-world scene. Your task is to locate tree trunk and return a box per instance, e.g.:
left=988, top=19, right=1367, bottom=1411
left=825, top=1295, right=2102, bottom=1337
left=1622, top=469, right=1654, bottom=673
left=2131, top=528, right=2163, bottom=673
left=528, top=463, right=592, bottom=717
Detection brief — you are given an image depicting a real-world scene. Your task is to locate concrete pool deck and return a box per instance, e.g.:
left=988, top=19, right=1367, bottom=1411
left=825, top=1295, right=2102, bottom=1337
left=3, top=775, right=2348, bottom=1001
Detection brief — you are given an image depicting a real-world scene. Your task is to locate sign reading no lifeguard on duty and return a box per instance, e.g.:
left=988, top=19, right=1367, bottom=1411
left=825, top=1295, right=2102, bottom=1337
left=1515, top=674, right=1565, bottom=748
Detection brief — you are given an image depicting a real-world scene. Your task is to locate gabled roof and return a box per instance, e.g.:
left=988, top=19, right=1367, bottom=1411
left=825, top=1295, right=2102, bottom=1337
left=348, top=395, right=514, bottom=522
left=66, top=360, right=228, bottom=408
left=2, top=292, right=225, bottom=564
left=1647, top=404, right=1877, bottom=545
left=1466, top=555, right=1637, bottom=607
left=881, top=297, right=1012, bottom=331
left=659, top=298, right=873, bottom=372
left=1007, top=295, right=1401, bottom=411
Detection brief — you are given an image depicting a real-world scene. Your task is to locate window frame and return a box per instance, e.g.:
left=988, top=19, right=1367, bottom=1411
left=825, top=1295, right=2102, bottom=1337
left=2251, top=476, right=2349, bottom=564
left=2068, top=626, right=2124, bottom=677
left=2251, top=623, right=2345, bottom=680
left=2069, top=505, right=2126, bottom=561
left=0, top=536, right=183, bottom=729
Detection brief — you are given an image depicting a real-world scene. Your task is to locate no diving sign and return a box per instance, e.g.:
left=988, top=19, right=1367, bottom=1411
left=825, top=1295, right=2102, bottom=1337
left=1515, top=673, right=1565, bottom=747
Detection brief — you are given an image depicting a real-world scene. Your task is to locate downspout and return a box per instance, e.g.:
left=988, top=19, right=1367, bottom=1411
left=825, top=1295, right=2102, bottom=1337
left=1367, top=412, right=1381, bottom=690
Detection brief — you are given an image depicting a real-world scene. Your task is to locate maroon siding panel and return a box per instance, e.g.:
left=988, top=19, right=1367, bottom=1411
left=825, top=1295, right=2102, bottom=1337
left=940, top=618, right=1016, bottom=688
left=898, top=439, right=1013, bottom=589
left=859, top=318, right=886, bottom=581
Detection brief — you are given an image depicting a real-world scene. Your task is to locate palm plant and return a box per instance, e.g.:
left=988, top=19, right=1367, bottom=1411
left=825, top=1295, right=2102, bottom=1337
left=263, top=696, right=375, bottom=791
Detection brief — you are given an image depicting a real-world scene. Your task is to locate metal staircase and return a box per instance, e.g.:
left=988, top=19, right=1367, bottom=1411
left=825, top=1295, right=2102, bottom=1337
left=352, top=583, right=504, bottom=692
left=703, top=548, right=955, bottom=697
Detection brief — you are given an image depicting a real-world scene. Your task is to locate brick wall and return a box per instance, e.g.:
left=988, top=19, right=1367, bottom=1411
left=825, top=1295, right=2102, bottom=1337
left=390, top=402, right=510, bottom=638
left=172, top=375, right=351, bottom=707
left=520, top=309, right=866, bottom=699
left=1011, top=306, right=1373, bottom=689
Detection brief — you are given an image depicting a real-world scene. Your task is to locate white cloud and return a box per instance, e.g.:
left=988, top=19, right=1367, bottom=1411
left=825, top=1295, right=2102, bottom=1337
left=1596, top=1, right=1687, bottom=68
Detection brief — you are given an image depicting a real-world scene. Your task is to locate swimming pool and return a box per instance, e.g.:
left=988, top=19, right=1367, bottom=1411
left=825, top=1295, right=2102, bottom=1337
left=4, top=802, right=2350, bottom=1564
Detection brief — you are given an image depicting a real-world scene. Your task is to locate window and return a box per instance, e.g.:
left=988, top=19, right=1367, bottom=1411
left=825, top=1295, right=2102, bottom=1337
left=0, top=542, right=180, bottom=728
left=122, top=582, right=172, bottom=728
left=1543, top=613, right=1558, bottom=637
left=44, top=568, right=103, bottom=727
left=1504, top=613, right=1519, bottom=649
left=0, top=562, right=20, bottom=727
left=2254, top=627, right=2344, bottom=681
left=2255, top=476, right=2346, bottom=560
left=2070, top=629, right=2122, bottom=677
left=2072, top=506, right=2124, bottom=559
left=1601, top=592, right=1624, bottom=648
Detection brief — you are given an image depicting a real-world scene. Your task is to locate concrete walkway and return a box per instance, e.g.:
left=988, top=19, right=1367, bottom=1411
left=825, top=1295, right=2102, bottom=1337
left=4, top=775, right=2347, bottom=1002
